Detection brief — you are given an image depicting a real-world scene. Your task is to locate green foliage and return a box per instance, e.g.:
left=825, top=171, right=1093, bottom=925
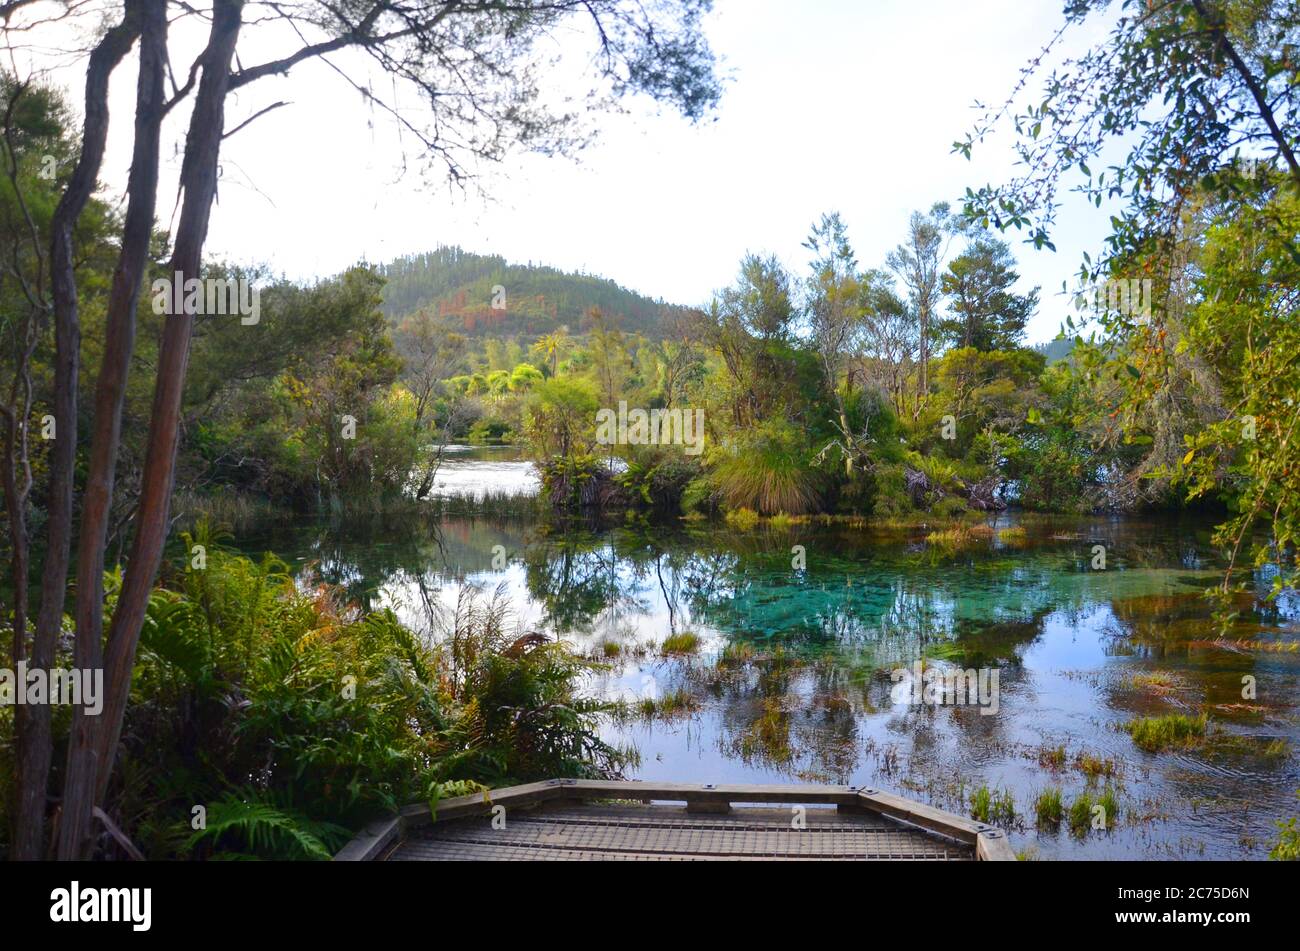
left=969, top=785, right=1015, bottom=826
left=1068, top=792, right=1095, bottom=837
left=116, top=543, right=628, bottom=859
left=1177, top=183, right=1300, bottom=600
left=938, top=235, right=1038, bottom=351
left=1034, top=787, right=1063, bottom=828
left=617, top=451, right=702, bottom=512
left=523, top=377, right=599, bottom=461
left=185, top=794, right=350, bottom=861
left=185, top=268, right=422, bottom=507
left=1272, top=792, right=1300, bottom=861
left=871, top=464, right=914, bottom=519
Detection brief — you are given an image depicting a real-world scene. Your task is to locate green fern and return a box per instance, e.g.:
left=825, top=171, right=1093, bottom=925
left=185, top=793, right=350, bottom=861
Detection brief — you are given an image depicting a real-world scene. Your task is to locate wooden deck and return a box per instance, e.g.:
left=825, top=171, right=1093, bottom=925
left=336, top=781, right=1015, bottom=861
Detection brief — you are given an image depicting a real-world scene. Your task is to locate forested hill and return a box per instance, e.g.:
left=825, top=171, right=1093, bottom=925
left=377, top=246, right=685, bottom=338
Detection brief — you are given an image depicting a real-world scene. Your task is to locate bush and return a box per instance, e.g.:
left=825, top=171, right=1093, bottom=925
left=709, top=418, right=825, bottom=515
left=618, top=452, right=702, bottom=512
left=871, top=464, right=913, bottom=518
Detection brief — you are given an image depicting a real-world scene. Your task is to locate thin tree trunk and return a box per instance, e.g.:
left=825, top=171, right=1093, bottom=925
left=64, top=0, right=168, bottom=839
left=12, top=7, right=141, bottom=863
left=57, top=0, right=243, bottom=860
left=1, top=297, right=36, bottom=864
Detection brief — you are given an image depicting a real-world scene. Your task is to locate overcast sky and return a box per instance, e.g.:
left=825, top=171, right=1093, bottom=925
left=60, top=0, right=1120, bottom=343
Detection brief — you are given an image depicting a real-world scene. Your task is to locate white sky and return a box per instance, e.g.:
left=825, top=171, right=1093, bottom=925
left=41, top=0, right=1120, bottom=344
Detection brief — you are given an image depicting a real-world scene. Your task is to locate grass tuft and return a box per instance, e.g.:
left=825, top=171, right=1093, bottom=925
left=661, top=631, right=701, bottom=655
left=1124, top=713, right=1207, bottom=752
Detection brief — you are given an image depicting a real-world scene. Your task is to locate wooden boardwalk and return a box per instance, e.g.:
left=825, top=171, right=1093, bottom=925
left=336, top=780, right=1015, bottom=861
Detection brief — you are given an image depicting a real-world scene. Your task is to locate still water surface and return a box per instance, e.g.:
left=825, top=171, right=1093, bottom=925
left=238, top=446, right=1300, bottom=859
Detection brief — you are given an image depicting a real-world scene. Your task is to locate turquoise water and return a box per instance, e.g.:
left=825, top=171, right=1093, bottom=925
left=235, top=469, right=1300, bottom=860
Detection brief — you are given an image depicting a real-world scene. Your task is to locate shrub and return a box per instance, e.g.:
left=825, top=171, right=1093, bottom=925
left=709, top=419, right=824, bottom=515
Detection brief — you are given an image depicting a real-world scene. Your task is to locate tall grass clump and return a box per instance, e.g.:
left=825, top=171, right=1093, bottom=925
left=1124, top=713, right=1207, bottom=752
left=1034, top=788, right=1064, bottom=828
left=661, top=631, right=702, bottom=655
left=969, top=786, right=1015, bottom=826
left=710, top=420, right=823, bottom=515
left=1068, top=792, right=1096, bottom=837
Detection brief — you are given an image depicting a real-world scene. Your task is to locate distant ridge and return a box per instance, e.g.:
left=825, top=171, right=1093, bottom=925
left=377, top=245, right=686, bottom=338
left=1035, top=337, right=1076, bottom=363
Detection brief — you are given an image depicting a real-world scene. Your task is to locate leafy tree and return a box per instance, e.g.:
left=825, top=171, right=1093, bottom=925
left=938, top=236, right=1039, bottom=351
left=509, top=363, right=545, bottom=392
left=804, top=212, right=869, bottom=472
left=887, top=203, right=952, bottom=407
left=524, top=377, right=600, bottom=461
left=958, top=0, right=1300, bottom=261
left=960, top=0, right=1300, bottom=596
left=531, top=328, right=572, bottom=377
left=703, top=254, right=801, bottom=428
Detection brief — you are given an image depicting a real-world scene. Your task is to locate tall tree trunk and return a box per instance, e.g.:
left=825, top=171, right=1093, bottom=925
left=11, top=7, right=141, bottom=863
left=62, top=0, right=167, bottom=856
left=916, top=307, right=929, bottom=414
left=58, top=0, right=244, bottom=860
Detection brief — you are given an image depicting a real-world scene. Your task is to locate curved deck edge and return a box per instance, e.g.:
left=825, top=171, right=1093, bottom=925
left=335, top=780, right=1018, bottom=861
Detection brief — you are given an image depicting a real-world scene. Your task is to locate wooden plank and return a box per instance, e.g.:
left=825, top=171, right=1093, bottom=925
left=398, top=780, right=562, bottom=829
left=534, top=804, right=894, bottom=830
left=976, top=829, right=1018, bottom=862
left=562, top=780, right=864, bottom=807
left=855, top=789, right=986, bottom=844
left=333, top=816, right=401, bottom=862
left=393, top=806, right=976, bottom=860
left=392, top=843, right=967, bottom=862
left=337, top=780, right=1001, bottom=861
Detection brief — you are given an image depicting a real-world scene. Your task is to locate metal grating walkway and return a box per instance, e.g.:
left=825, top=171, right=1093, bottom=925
left=387, top=804, right=975, bottom=861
